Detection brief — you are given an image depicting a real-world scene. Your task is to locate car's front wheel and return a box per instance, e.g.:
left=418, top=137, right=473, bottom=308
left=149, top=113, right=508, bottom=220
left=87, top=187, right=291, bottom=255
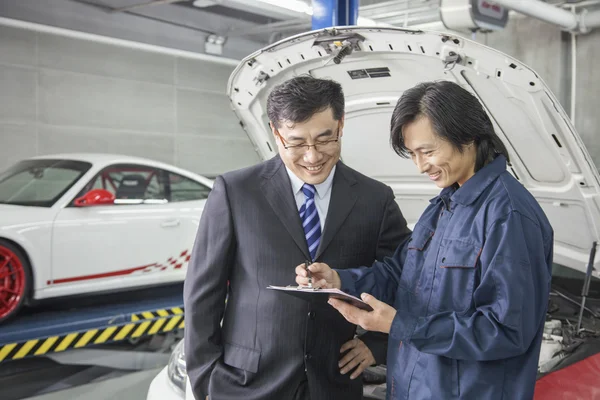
left=0, top=240, right=32, bottom=323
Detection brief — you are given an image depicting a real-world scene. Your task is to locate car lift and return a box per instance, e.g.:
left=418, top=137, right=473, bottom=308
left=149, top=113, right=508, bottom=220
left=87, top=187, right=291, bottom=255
left=0, top=286, right=184, bottom=363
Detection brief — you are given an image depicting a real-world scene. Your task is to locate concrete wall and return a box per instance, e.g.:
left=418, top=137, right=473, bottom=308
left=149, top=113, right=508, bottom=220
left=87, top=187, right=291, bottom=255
left=479, top=16, right=600, bottom=169
left=0, top=23, right=260, bottom=176
left=573, top=30, right=600, bottom=165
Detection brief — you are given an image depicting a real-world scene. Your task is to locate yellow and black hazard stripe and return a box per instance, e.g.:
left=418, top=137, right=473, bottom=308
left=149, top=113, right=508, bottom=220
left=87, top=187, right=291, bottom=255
left=0, top=307, right=185, bottom=362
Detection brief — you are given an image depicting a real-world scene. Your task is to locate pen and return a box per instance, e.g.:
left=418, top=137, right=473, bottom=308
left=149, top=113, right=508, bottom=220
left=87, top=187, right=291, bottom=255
left=305, top=260, right=312, bottom=288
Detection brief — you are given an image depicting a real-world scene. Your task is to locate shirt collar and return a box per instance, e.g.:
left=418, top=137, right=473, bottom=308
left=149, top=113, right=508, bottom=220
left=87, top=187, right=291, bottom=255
left=429, top=155, right=508, bottom=206
left=286, top=165, right=336, bottom=200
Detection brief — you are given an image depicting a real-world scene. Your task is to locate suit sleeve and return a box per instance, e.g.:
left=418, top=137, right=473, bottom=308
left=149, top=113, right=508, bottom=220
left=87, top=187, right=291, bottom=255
left=356, top=187, right=412, bottom=365
left=184, top=176, right=235, bottom=399
left=389, top=211, right=552, bottom=361
left=337, top=187, right=410, bottom=304
left=374, top=187, right=412, bottom=262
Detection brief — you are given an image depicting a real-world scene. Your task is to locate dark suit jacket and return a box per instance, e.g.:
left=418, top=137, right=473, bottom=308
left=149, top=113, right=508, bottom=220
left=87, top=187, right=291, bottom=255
left=184, top=155, right=411, bottom=400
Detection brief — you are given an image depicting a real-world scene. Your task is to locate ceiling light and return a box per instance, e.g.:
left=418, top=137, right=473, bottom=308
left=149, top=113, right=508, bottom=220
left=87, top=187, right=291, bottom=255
left=192, top=0, right=216, bottom=7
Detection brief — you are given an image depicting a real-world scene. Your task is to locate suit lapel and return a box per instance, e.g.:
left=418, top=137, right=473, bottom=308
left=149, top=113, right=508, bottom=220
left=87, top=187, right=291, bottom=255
left=315, top=163, right=357, bottom=259
left=261, top=157, right=311, bottom=260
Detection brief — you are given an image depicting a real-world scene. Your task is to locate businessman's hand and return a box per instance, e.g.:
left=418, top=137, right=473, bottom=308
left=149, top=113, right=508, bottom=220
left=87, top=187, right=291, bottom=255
left=339, top=338, right=376, bottom=379
left=329, top=293, right=396, bottom=334
left=295, top=262, right=341, bottom=289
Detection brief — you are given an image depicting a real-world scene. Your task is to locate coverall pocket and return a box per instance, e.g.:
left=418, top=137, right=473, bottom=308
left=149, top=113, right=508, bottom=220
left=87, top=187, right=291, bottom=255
left=400, top=229, right=434, bottom=294
left=430, top=239, right=482, bottom=313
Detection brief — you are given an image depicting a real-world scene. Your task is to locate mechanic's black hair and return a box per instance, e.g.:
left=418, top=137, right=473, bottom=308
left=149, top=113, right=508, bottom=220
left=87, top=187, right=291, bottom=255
left=267, top=75, right=344, bottom=129
left=390, top=81, right=509, bottom=172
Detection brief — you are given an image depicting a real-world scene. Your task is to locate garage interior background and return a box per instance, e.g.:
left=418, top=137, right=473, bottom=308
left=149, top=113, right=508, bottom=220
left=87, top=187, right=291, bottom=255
left=0, top=0, right=599, bottom=176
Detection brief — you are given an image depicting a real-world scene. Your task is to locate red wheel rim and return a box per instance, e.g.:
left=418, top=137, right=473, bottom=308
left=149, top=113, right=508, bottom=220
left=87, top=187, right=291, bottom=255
left=0, top=246, right=26, bottom=319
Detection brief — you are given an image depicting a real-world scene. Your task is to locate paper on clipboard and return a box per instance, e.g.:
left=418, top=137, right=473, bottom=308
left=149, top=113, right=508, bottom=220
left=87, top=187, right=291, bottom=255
left=267, top=285, right=373, bottom=311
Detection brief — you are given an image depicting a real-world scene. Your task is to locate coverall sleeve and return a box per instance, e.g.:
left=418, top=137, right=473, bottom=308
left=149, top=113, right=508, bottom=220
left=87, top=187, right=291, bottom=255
left=183, top=176, right=235, bottom=398
left=389, top=210, right=552, bottom=361
left=357, top=187, right=412, bottom=364
left=336, top=238, right=410, bottom=307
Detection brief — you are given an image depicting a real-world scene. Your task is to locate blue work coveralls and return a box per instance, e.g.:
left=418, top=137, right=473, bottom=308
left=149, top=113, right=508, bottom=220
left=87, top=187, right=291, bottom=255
left=337, top=155, right=554, bottom=399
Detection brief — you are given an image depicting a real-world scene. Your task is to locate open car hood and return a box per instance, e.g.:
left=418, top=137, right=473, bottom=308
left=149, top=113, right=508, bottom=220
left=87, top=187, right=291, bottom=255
left=227, top=27, right=600, bottom=275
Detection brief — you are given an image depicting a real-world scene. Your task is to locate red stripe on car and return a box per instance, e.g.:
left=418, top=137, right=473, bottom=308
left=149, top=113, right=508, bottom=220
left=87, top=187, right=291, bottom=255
left=51, top=264, right=155, bottom=284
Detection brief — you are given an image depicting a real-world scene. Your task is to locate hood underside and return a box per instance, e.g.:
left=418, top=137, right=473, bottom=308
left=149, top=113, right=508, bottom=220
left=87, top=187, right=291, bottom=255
left=227, top=26, right=600, bottom=274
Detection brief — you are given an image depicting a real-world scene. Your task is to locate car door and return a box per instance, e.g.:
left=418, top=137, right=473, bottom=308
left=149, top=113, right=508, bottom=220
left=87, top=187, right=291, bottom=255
left=50, top=163, right=185, bottom=296
left=164, top=170, right=212, bottom=269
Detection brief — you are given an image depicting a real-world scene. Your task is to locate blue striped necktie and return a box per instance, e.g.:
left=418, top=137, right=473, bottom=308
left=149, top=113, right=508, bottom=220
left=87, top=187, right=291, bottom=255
left=299, top=183, right=321, bottom=261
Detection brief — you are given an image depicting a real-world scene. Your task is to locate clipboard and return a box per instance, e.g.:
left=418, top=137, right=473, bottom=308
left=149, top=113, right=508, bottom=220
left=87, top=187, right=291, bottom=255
left=267, top=285, right=373, bottom=311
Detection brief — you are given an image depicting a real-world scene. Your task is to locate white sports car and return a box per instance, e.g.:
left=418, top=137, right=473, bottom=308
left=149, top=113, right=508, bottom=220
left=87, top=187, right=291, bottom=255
left=0, top=153, right=213, bottom=323
left=148, top=26, right=600, bottom=400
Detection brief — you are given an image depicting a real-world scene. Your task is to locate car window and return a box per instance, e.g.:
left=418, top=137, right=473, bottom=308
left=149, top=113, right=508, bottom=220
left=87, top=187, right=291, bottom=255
left=168, top=172, right=211, bottom=202
left=0, top=159, right=91, bottom=207
left=145, top=173, right=166, bottom=200
left=77, top=164, right=167, bottom=205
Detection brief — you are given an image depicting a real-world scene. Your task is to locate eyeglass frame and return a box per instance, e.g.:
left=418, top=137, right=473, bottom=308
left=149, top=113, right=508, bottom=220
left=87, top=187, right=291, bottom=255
left=274, top=126, right=341, bottom=154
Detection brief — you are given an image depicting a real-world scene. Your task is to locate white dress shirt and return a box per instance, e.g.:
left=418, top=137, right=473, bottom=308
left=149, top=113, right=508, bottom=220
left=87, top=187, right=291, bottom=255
left=286, top=165, right=336, bottom=231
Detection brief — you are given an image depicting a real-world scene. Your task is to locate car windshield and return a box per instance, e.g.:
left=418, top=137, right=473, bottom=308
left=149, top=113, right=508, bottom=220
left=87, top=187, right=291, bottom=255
left=0, top=159, right=92, bottom=207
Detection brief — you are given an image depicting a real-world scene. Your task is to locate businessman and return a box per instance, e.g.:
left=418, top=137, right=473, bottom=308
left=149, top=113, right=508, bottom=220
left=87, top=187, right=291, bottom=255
left=184, top=75, right=411, bottom=400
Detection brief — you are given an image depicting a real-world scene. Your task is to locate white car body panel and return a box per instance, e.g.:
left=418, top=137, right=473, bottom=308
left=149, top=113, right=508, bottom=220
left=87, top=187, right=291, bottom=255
left=49, top=202, right=198, bottom=298
left=228, top=27, right=600, bottom=275
left=146, top=363, right=213, bottom=400
left=147, top=366, right=181, bottom=400
left=0, top=153, right=212, bottom=301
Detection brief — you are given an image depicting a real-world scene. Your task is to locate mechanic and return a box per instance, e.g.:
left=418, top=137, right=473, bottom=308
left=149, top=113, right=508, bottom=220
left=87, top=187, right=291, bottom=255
left=184, top=75, right=411, bottom=400
left=296, top=81, right=554, bottom=399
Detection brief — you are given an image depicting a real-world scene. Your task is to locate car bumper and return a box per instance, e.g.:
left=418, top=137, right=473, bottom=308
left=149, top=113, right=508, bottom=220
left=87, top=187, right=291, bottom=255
left=147, top=366, right=184, bottom=400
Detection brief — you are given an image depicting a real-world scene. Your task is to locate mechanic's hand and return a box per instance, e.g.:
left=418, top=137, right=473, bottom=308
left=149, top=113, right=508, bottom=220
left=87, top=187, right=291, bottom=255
left=339, top=338, right=376, bottom=380
left=295, top=262, right=341, bottom=289
left=329, top=293, right=396, bottom=334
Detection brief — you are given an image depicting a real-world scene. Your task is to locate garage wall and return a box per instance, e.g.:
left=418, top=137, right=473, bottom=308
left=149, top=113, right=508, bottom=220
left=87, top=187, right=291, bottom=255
left=573, top=30, right=600, bottom=167
left=0, top=23, right=260, bottom=176
left=477, top=16, right=600, bottom=170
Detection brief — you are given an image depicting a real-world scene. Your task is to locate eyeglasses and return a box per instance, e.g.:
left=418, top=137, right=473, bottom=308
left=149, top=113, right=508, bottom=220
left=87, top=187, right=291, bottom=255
left=275, top=128, right=340, bottom=156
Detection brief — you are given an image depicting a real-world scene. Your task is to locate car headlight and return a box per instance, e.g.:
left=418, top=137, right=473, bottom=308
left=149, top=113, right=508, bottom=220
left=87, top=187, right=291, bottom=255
left=167, top=340, right=187, bottom=395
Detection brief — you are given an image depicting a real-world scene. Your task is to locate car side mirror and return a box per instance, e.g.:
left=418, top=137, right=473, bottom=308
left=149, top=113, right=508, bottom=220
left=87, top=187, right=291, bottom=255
left=74, top=189, right=115, bottom=207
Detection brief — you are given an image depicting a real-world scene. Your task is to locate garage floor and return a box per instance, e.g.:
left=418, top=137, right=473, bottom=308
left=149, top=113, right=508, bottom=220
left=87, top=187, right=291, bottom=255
left=23, top=367, right=163, bottom=400
left=2, top=333, right=178, bottom=400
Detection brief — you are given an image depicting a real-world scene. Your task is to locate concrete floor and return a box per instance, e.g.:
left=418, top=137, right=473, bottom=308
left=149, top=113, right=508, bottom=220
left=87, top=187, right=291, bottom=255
left=23, top=367, right=163, bottom=400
